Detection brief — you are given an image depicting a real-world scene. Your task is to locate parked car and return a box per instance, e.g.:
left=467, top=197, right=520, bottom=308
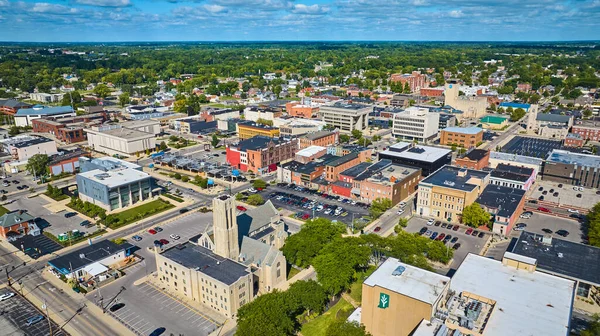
left=0, top=292, right=15, bottom=301
left=452, top=225, right=459, bottom=231
left=577, top=193, right=582, bottom=198
left=443, top=235, right=452, bottom=242
left=425, top=230, right=432, bottom=237
left=26, top=315, right=44, bottom=326
left=556, top=230, right=570, bottom=237
left=568, top=209, right=579, bottom=213
left=450, top=237, right=459, bottom=243
left=399, top=202, right=406, bottom=208
left=109, top=303, right=125, bottom=312
left=236, top=206, right=247, bottom=211
left=397, top=209, right=404, bottom=215
left=64, top=212, right=77, bottom=218
left=436, top=233, right=446, bottom=241
left=248, top=187, right=257, bottom=193
left=132, top=235, right=143, bottom=242
left=542, top=228, right=553, bottom=234
left=478, top=232, right=485, bottom=238
left=537, top=207, right=551, bottom=213
left=441, top=223, right=447, bottom=229
left=434, top=221, right=441, bottom=227
left=427, top=219, right=435, bottom=226
left=419, top=227, right=428, bottom=235
left=148, top=229, right=157, bottom=235
left=520, top=212, right=532, bottom=219
left=430, top=232, right=438, bottom=240
left=154, top=227, right=163, bottom=232
left=79, top=220, right=91, bottom=227
left=149, top=327, right=167, bottom=336
left=159, top=239, right=169, bottom=245
left=514, top=223, right=527, bottom=231
left=179, top=208, right=189, bottom=214
left=452, top=243, right=461, bottom=250
left=374, top=227, right=381, bottom=232
left=471, top=230, right=479, bottom=237
left=465, top=228, right=473, bottom=235
left=169, top=234, right=180, bottom=240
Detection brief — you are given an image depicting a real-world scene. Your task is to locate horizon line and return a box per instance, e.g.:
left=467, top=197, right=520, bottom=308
left=0, top=39, right=599, bottom=44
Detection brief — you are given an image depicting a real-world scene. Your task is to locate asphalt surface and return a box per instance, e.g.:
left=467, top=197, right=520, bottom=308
left=483, top=114, right=527, bottom=150
left=0, top=287, right=66, bottom=336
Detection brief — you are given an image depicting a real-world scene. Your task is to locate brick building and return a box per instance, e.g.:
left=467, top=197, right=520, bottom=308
left=454, top=149, right=490, bottom=170
left=0, top=99, right=32, bottom=115
left=226, top=136, right=298, bottom=175
left=285, top=101, right=319, bottom=119
left=325, top=152, right=364, bottom=182
left=299, top=131, right=338, bottom=149
left=440, top=126, right=483, bottom=148
left=237, top=123, right=280, bottom=140
left=564, top=133, right=585, bottom=147
left=419, top=87, right=444, bottom=97
left=0, top=210, right=38, bottom=239
left=389, top=71, right=429, bottom=93
left=571, top=120, right=600, bottom=142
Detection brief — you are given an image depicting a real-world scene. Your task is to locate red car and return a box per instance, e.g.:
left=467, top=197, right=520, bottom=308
left=452, top=225, right=459, bottom=231
left=436, top=233, right=446, bottom=241
left=374, top=226, right=381, bottom=232
left=236, top=206, right=247, bottom=211
left=148, top=229, right=157, bottom=235
left=159, top=239, right=169, bottom=245
left=537, top=207, right=551, bottom=213
left=301, top=214, right=310, bottom=220
left=465, top=228, right=473, bottom=235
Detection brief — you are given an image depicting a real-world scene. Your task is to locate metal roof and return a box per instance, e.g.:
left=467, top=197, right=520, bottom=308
left=15, top=105, right=73, bottom=116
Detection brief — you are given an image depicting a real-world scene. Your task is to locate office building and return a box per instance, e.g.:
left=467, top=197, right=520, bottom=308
left=299, top=130, right=338, bottom=149
left=488, top=151, right=544, bottom=172
left=571, top=120, right=600, bottom=142
left=319, top=102, right=371, bottom=133
left=489, top=163, right=536, bottom=190
left=417, top=165, right=489, bottom=223
left=85, top=121, right=158, bottom=157
left=237, top=122, right=280, bottom=140
left=295, top=146, right=327, bottom=163
left=440, top=126, right=483, bottom=147
left=542, top=149, right=600, bottom=188
left=226, top=136, right=298, bottom=175
left=47, top=148, right=90, bottom=176
left=360, top=254, right=574, bottom=336
left=378, top=142, right=452, bottom=177
left=0, top=99, right=32, bottom=115
left=0, top=135, right=58, bottom=162
left=564, top=133, right=585, bottom=147
left=476, top=185, right=526, bottom=235
left=438, top=113, right=456, bottom=130
left=444, top=81, right=487, bottom=120
left=29, top=93, right=64, bottom=103
left=14, top=105, right=75, bottom=127
left=391, top=107, right=439, bottom=142
left=285, top=101, right=319, bottom=119
left=454, top=149, right=490, bottom=170
left=76, top=157, right=154, bottom=211
left=389, top=71, right=429, bottom=93
left=510, top=232, right=600, bottom=314
left=243, top=106, right=282, bottom=123
left=277, top=118, right=326, bottom=137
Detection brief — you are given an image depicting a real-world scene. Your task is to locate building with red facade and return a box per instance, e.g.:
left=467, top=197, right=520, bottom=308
left=571, top=121, right=600, bottom=142
left=419, top=87, right=445, bottom=97
left=299, top=131, right=338, bottom=149
left=454, top=149, right=490, bottom=170
left=389, top=71, right=429, bottom=93
left=285, top=101, right=319, bottom=119
left=32, top=112, right=106, bottom=144
left=0, top=99, right=33, bottom=115
left=226, top=136, right=298, bottom=175
left=564, top=133, right=585, bottom=148
left=0, top=210, right=38, bottom=239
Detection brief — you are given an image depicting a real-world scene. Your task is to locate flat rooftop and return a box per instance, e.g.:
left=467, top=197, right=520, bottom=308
left=442, top=126, right=482, bottom=135
left=49, top=240, right=126, bottom=272
left=326, top=152, right=359, bottom=167
left=3, top=136, right=53, bottom=148
left=380, top=142, right=451, bottom=163
left=490, top=151, right=544, bottom=167
left=79, top=167, right=149, bottom=188
left=161, top=243, right=249, bottom=285
left=547, top=149, right=600, bottom=167
left=420, top=165, right=489, bottom=192
left=296, top=145, right=326, bottom=157
left=363, top=257, right=449, bottom=305
left=461, top=149, right=489, bottom=161
left=450, top=254, right=574, bottom=336
left=303, top=130, right=335, bottom=141
left=476, top=185, right=526, bottom=217
left=511, top=231, right=600, bottom=286
left=95, top=127, right=154, bottom=140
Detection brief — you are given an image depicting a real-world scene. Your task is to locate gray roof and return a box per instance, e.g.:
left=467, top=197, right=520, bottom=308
left=236, top=200, right=278, bottom=239
left=239, top=236, right=271, bottom=267
left=510, top=232, right=600, bottom=286
left=160, top=243, right=249, bottom=285
left=536, top=114, right=571, bottom=123
left=490, top=152, right=544, bottom=167
left=476, top=185, right=526, bottom=218
left=0, top=210, right=35, bottom=228
left=420, top=165, right=489, bottom=192
left=48, top=240, right=127, bottom=273
left=303, top=130, right=335, bottom=141
left=547, top=149, right=600, bottom=167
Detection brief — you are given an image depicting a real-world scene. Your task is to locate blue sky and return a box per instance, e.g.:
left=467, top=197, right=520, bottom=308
left=0, top=0, right=599, bottom=41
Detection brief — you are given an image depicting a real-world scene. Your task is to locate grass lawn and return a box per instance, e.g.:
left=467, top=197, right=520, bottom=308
left=107, top=198, right=174, bottom=229
left=0, top=205, right=9, bottom=216
left=301, top=298, right=354, bottom=336
left=349, top=266, right=376, bottom=303
left=287, top=266, right=301, bottom=280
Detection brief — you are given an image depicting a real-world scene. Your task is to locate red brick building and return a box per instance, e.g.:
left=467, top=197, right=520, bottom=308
left=571, top=121, right=600, bottom=141
left=564, top=133, right=585, bottom=148
left=32, top=119, right=88, bottom=144
left=389, top=71, right=429, bottom=93
left=455, top=149, right=490, bottom=170
left=0, top=99, right=32, bottom=115
left=0, top=210, right=37, bottom=239
left=286, top=101, right=319, bottom=119
left=299, top=131, right=338, bottom=149
left=419, top=87, right=444, bottom=97
left=226, top=136, right=298, bottom=175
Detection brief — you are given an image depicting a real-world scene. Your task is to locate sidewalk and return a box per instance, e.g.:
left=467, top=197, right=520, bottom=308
left=275, top=266, right=315, bottom=291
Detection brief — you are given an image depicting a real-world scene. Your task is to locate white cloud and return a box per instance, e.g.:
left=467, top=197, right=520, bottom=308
left=75, top=0, right=131, bottom=7
left=31, top=3, right=79, bottom=14
left=204, top=4, right=226, bottom=13
left=291, top=4, right=329, bottom=15
left=448, top=10, right=464, bottom=18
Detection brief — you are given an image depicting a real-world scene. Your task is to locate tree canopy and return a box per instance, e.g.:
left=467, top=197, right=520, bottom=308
left=461, top=202, right=491, bottom=228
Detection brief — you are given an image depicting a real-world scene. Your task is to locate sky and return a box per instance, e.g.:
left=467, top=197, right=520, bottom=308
left=0, top=0, right=599, bottom=42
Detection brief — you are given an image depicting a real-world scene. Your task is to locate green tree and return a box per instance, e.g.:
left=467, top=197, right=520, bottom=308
left=246, top=194, right=265, bottom=206
left=173, top=99, right=187, bottom=113
left=26, top=154, right=49, bottom=178
left=282, top=218, right=346, bottom=268
left=8, top=125, right=19, bottom=136
left=252, top=179, right=267, bottom=190
left=211, top=134, right=220, bottom=148
left=510, top=107, right=526, bottom=121
left=580, top=314, right=600, bottom=336
left=60, top=91, right=81, bottom=106
left=236, top=291, right=298, bottom=336
left=586, top=203, right=600, bottom=247
left=461, top=202, right=490, bottom=228
left=159, top=141, right=168, bottom=151
left=369, top=198, right=392, bottom=219
left=119, top=92, right=130, bottom=107
left=326, top=321, right=371, bottom=336
left=351, top=129, right=362, bottom=139
left=339, top=134, right=350, bottom=143
left=93, top=84, right=111, bottom=99
left=583, top=109, right=593, bottom=118
left=286, top=280, right=328, bottom=316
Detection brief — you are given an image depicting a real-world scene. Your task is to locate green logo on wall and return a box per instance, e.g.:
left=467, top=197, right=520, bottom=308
left=378, top=293, right=390, bottom=309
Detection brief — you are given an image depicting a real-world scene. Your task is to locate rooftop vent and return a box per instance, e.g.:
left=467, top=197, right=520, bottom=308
left=443, top=180, right=456, bottom=187
left=79, top=253, right=85, bottom=259
left=557, top=252, right=564, bottom=258
left=392, top=265, right=406, bottom=276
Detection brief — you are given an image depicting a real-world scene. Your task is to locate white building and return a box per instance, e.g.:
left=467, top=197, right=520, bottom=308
left=319, top=102, right=371, bottom=133
left=0, top=135, right=58, bottom=162
left=14, top=105, right=75, bottom=127
left=29, top=93, right=64, bottom=103
left=85, top=125, right=156, bottom=157
left=392, top=107, right=440, bottom=142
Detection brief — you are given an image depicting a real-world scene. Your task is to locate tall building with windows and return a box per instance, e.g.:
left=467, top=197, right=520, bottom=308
left=392, top=107, right=439, bottom=142
left=319, top=102, right=371, bottom=133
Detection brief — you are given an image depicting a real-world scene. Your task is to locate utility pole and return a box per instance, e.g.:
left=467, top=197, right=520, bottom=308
left=44, top=299, right=53, bottom=336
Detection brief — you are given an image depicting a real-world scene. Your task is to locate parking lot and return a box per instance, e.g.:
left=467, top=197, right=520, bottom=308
left=129, top=211, right=212, bottom=248
left=500, top=136, right=568, bottom=158
left=256, top=185, right=370, bottom=225
left=6, top=195, right=89, bottom=237
left=511, top=212, right=585, bottom=243
left=530, top=180, right=599, bottom=210
left=0, top=288, right=66, bottom=336
left=405, top=217, right=488, bottom=270
left=0, top=173, right=35, bottom=195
